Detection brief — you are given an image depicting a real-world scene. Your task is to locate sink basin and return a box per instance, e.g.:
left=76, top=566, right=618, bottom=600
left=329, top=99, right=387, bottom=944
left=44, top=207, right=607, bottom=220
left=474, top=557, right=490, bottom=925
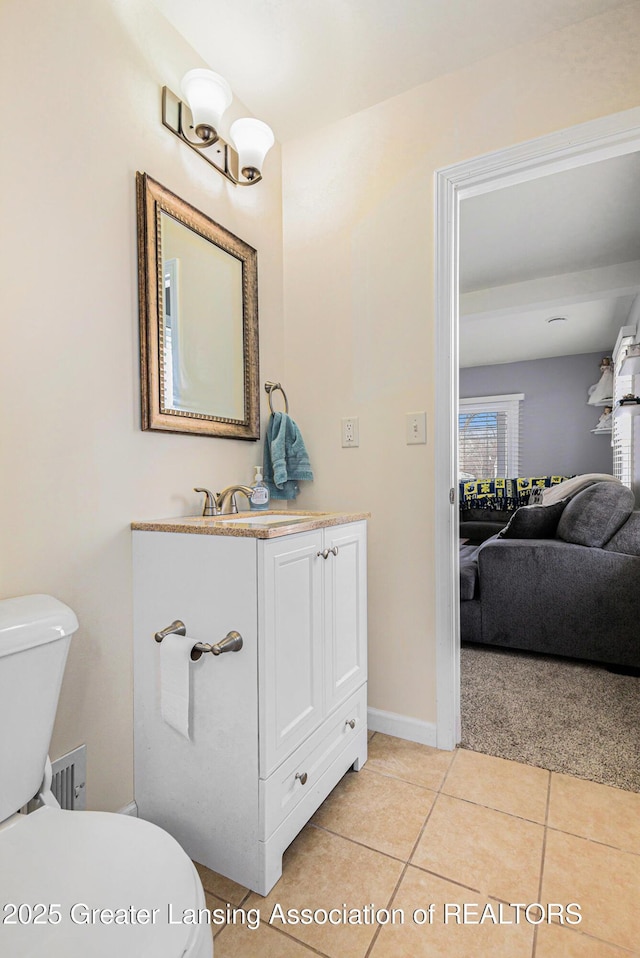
left=216, top=514, right=315, bottom=526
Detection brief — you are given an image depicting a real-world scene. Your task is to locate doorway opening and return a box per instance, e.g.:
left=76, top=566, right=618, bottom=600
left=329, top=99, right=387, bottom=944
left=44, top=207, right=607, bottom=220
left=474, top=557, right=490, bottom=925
left=434, top=108, right=640, bottom=767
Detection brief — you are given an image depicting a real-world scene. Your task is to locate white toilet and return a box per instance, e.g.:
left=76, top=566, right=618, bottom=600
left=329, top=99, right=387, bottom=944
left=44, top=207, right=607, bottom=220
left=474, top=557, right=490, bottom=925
left=0, top=594, right=213, bottom=958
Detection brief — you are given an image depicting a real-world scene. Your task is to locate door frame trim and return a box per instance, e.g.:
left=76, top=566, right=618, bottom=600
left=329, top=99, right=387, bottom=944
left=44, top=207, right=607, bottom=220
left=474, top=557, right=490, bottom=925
left=434, top=107, right=640, bottom=749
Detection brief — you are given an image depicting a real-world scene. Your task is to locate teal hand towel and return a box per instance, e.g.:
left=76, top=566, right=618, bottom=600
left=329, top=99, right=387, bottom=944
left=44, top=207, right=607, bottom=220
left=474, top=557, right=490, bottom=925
left=263, top=412, right=314, bottom=500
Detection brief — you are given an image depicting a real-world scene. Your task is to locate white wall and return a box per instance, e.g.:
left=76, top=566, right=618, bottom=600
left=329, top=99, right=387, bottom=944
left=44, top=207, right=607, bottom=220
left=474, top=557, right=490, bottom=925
left=282, top=3, right=640, bottom=729
left=0, top=0, right=284, bottom=811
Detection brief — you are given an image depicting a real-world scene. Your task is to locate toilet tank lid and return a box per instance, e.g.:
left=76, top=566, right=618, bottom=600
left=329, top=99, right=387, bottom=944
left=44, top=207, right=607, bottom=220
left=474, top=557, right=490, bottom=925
left=0, top=594, right=79, bottom=657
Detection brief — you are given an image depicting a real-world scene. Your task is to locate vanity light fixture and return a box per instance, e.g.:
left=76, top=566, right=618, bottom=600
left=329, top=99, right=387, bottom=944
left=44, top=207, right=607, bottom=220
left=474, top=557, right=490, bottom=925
left=162, top=69, right=274, bottom=187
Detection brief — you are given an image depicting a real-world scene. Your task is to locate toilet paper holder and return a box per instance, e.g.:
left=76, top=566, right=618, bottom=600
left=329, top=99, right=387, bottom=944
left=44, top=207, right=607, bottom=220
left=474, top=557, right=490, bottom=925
left=154, top=620, right=243, bottom=661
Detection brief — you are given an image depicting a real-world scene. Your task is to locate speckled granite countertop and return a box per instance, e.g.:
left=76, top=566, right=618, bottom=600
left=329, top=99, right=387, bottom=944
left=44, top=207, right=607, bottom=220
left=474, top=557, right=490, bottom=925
left=131, top=510, right=369, bottom=539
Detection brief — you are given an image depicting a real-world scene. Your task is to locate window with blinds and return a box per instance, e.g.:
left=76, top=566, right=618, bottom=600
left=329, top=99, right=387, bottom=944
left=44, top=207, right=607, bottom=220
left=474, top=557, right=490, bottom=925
left=458, top=394, right=523, bottom=479
left=612, top=337, right=634, bottom=488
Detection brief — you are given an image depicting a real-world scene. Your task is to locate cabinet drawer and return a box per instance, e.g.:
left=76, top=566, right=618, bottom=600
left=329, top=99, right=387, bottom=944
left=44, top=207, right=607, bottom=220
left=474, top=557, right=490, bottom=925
left=260, top=684, right=367, bottom=841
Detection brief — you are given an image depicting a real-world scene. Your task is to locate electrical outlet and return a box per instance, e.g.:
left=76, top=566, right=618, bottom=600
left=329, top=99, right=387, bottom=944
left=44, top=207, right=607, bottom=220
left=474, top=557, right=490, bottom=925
left=406, top=412, right=427, bottom=444
left=341, top=417, right=359, bottom=447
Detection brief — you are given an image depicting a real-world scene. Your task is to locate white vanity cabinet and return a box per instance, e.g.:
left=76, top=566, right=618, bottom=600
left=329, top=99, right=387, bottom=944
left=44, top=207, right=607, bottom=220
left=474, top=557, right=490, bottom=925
left=132, top=517, right=367, bottom=896
left=260, top=524, right=367, bottom=776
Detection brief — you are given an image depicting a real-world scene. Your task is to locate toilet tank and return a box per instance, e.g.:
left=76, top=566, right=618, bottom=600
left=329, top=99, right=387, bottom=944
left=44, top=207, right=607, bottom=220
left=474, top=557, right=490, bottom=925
left=0, top=595, right=78, bottom=822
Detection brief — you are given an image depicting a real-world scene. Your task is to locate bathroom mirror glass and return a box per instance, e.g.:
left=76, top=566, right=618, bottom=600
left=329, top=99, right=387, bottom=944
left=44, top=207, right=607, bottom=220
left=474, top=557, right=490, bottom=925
left=136, top=172, right=259, bottom=438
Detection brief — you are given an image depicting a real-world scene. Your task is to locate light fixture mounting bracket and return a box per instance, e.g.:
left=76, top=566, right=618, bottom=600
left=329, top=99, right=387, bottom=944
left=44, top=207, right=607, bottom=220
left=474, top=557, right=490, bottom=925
left=161, top=86, right=261, bottom=187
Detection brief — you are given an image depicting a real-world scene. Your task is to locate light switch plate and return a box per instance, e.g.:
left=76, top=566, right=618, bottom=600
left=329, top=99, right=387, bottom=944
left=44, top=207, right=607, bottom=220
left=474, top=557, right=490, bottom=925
left=406, top=412, right=427, bottom=444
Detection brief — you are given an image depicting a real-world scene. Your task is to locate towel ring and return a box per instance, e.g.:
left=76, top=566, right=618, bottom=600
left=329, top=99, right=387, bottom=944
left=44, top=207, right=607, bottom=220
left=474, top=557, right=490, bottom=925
left=265, top=381, right=289, bottom=415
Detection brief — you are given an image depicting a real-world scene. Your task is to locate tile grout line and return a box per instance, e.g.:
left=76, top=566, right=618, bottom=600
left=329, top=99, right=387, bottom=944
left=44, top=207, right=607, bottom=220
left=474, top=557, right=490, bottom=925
left=308, top=821, right=417, bottom=866
left=531, top=769, right=552, bottom=958
left=538, top=773, right=640, bottom=955
left=541, top=921, right=640, bottom=956
left=359, top=766, right=449, bottom=791
left=439, top=744, right=460, bottom=792
left=364, top=749, right=476, bottom=958
left=404, top=860, right=484, bottom=896
left=437, top=789, right=548, bottom=826
left=213, top=917, right=333, bottom=957
left=545, top=823, right=640, bottom=856
left=354, top=764, right=440, bottom=795
left=266, top=922, right=335, bottom=958
left=406, top=749, right=459, bottom=862
left=362, top=862, right=409, bottom=958
left=363, top=764, right=449, bottom=958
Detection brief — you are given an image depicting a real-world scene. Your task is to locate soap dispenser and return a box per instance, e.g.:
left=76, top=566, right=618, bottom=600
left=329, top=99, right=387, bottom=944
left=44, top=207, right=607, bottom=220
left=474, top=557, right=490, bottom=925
left=250, top=466, right=270, bottom=511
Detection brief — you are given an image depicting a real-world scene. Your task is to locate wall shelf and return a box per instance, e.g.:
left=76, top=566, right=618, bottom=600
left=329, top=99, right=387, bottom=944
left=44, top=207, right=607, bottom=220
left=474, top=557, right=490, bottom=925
left=619, top=349, right=640, bottom=376
left=613, top=403, right=640, bottom=417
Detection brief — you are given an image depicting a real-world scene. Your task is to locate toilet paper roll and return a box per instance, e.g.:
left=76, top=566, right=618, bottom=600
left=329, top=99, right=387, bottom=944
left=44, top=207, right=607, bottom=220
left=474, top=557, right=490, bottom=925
left=160, top=633, right=191, bottom=739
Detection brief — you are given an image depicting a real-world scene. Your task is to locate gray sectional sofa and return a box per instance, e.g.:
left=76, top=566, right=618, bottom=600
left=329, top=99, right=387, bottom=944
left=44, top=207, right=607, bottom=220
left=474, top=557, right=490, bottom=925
left=460, top=480, right=640, bottom=668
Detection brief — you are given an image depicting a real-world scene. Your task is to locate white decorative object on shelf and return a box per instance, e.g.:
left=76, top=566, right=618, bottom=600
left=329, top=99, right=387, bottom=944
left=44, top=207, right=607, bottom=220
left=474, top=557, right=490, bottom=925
left=619, top=343, right=640, bottom=377
left=587, top=357, right=614, bottom=406
left=592, top=405, right=613, bottom=433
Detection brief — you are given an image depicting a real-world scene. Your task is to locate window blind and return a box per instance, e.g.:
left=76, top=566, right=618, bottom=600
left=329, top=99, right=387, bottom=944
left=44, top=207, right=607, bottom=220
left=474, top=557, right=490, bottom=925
left=458, top=394, right=523, bottom=479
left=612, top=338, right=634, bottom=489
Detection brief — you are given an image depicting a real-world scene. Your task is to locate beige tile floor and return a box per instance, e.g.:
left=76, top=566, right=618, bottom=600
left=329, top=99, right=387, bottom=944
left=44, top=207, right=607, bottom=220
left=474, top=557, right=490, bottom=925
left=195, top=733, right=640, bottom=957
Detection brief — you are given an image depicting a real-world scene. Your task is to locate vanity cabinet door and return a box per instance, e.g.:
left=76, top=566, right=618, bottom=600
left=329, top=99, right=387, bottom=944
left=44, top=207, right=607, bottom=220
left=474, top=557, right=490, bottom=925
left=323, top=522, right=368, bottom=715
left=259, top=531, right=324, bottom=777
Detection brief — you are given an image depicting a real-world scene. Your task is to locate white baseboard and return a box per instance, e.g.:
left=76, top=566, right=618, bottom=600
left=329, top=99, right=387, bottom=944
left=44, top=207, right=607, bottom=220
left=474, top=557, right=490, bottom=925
left=118, top=801, right=139, bottom=817
left=367, top=707, right=437, bottom=747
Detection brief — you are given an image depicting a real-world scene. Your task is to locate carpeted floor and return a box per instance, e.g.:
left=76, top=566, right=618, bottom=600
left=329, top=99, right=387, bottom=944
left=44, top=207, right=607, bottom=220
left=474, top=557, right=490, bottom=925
left=460, top=643, right=640, bottom=792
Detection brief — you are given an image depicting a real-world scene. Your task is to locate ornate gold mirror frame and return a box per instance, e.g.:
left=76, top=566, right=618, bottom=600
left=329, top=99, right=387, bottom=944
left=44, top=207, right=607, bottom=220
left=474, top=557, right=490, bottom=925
left=136, top=172, right=259, bottom=439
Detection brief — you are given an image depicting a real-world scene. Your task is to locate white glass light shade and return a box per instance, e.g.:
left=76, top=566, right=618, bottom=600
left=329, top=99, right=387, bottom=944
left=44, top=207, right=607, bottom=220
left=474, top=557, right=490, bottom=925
left=181, top=69, right=232, bottom=138
left=230, top=118, right=275, bottom=177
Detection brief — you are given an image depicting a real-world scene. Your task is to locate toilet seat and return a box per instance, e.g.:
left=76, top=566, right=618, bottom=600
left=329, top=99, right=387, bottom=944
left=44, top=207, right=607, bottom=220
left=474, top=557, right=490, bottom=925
left=0, top=806, right=213, bottom=957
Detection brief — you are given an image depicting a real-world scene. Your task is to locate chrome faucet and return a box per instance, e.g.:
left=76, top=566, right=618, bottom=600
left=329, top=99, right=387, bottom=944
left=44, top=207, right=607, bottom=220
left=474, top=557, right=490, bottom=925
left=217, top=485, right=254, bottom=514
left=194, top=487, right=220, bottom=516
left=194, top=485, right=254, bottom=516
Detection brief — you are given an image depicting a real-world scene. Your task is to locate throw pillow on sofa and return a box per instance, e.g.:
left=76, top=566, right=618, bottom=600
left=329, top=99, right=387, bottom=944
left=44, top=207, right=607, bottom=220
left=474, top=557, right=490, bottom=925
left=556, top=481, right=635, bottom=548
left=498, top=499, right=568, bottom=539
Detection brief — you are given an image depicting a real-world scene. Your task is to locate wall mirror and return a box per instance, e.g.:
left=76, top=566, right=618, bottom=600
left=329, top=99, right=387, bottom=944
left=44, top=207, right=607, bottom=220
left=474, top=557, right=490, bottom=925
left=136, top=172, right=259, bottom=439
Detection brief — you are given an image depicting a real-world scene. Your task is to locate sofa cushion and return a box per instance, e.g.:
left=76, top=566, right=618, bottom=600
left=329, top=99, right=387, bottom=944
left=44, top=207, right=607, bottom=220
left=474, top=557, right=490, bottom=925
left=459, top=543, right=480, bottom=600
left=556, top=481, right=635, bottom=548
left=477, top=538, right=640, bottom=667
left=460, top=598, right=481, bottom=642
left=603, top=511, right=640, bottom=555
left=498, top=500, right=568, bottom=539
